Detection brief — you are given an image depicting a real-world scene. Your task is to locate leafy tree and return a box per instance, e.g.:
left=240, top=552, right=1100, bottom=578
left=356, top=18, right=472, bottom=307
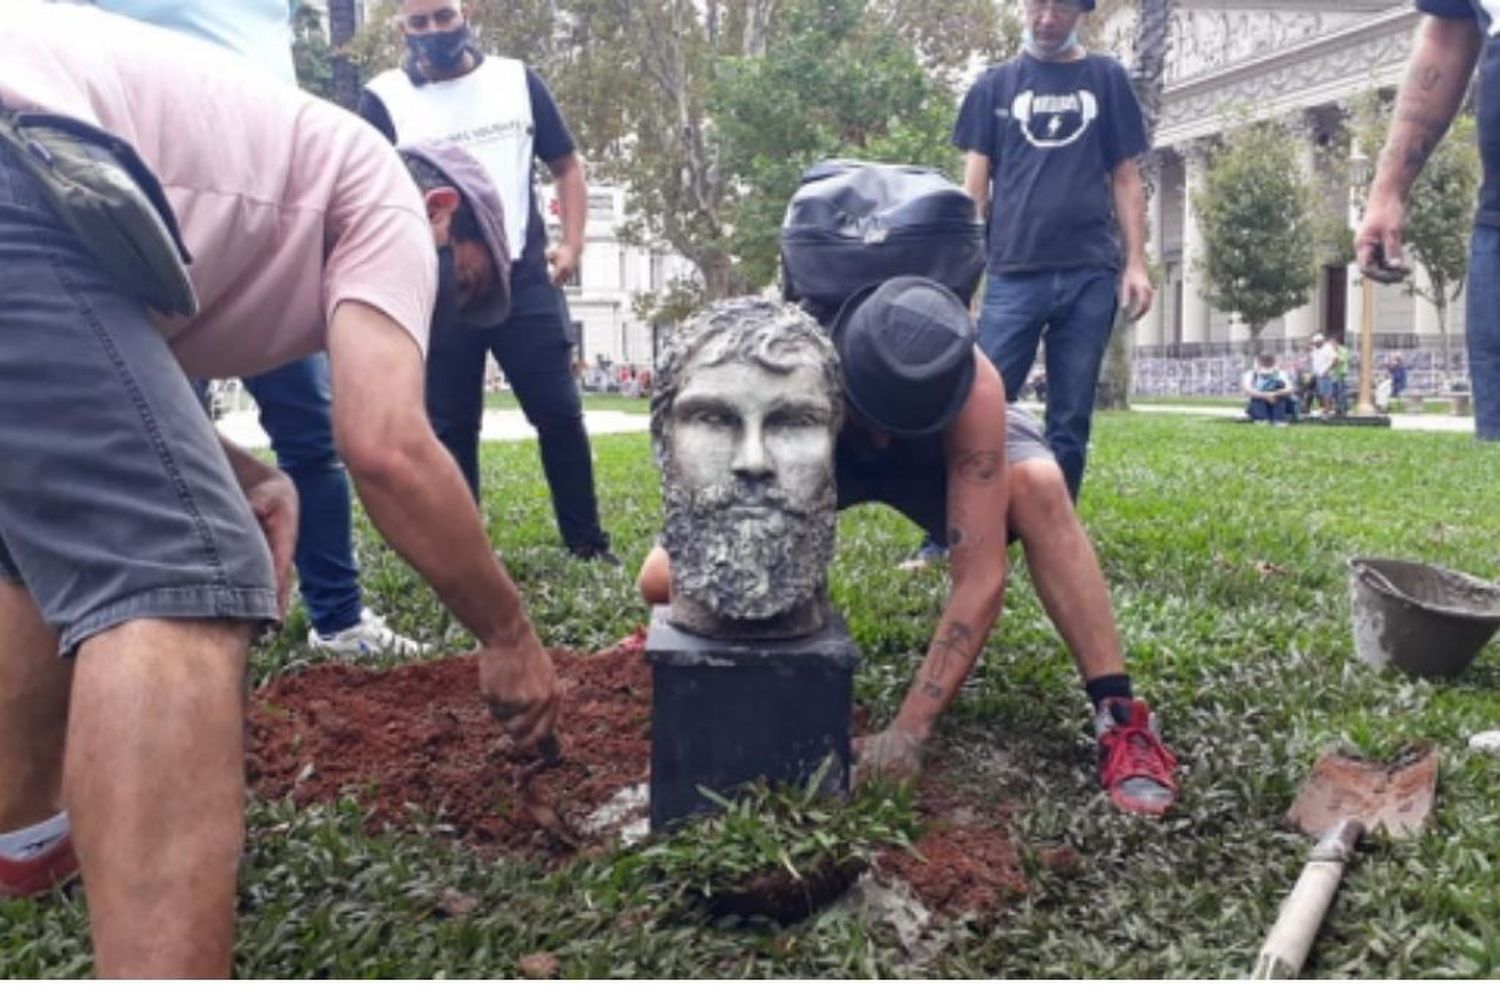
left=327, top=0, right=360, bottom=108
left=711, top=0, right=962, bottom=290
left=348, top=0, right=1008, bottom=300
left=634, top=275, right=708, bottom=327
left=1195, top=121, right=1319, bottom=344
left=290, top=2, right=334, bottom=100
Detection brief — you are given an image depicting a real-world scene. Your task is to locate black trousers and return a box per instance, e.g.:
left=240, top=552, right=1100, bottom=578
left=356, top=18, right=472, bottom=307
left=425, top=276, right=609, bottom=552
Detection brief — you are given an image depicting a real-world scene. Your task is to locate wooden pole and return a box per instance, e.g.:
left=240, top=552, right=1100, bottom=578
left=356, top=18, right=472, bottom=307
left=1355, top=276, right=1376, bottom=415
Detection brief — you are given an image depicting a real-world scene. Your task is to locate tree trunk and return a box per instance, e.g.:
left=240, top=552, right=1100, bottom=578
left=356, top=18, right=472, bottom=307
left=329, top=0, right=359, bottom=110
left=1097, top=0, right=1176, bottom=411
left=1436, top=300, right=1451, bottom=388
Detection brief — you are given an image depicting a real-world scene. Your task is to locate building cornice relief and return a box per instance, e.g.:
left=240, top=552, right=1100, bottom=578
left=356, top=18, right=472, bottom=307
left=1167, top=10, right=1365, bottom=84
left=1158, top=9, right=1417, bottom=148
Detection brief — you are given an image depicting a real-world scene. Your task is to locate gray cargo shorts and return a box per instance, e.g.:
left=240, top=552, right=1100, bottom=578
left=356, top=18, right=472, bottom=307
left=0, top=141, right=278, bottom=655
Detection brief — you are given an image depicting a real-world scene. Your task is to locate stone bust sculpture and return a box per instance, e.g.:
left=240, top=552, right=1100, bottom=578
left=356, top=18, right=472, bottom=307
left=651, top=298, right=843, bottom=639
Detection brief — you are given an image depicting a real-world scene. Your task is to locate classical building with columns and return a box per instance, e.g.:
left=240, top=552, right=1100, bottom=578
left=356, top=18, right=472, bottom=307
left=1114, top=1, right=1470, bottom=396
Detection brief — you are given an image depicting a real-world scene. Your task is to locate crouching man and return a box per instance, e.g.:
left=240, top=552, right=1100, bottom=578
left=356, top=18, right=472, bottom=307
left=0, top=5, right=555, bottom=976
left=638, top=279, right=1178, bottom=817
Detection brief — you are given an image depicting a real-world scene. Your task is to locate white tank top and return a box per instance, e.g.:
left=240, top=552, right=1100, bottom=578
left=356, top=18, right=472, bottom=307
left=367, top=57, right=534, bottom=262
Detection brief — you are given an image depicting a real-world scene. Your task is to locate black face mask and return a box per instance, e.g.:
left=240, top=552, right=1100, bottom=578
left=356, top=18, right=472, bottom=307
left=432, top=244, right=462, bottom=338
left=406, top=24, right=471, bottom=73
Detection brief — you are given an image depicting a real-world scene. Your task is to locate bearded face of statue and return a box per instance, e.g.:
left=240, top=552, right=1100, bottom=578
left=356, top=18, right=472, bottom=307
left=660, top=356, right=839, bottom=638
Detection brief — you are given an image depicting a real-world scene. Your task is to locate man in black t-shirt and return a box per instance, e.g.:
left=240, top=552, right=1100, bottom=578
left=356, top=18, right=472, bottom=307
left=951, top=0, right=1153, bottom=503
left=1357, top=1, right=1500, bottom=441
left=359, top=0, right=616, bottom=561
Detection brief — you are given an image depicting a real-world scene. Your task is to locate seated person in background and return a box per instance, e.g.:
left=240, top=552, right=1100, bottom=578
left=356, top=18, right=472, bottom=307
left=1385, top=351, right=1408, bottom=399
left=1243, top=352, right=1294, bottom=424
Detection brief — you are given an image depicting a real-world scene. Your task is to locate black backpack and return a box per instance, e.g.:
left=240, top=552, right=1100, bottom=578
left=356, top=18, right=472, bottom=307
left=780, top=160, right=985, bottom=323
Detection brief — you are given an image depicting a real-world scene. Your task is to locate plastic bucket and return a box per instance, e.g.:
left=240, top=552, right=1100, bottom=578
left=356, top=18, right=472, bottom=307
left=1348, top=557, right=1500, bottom=679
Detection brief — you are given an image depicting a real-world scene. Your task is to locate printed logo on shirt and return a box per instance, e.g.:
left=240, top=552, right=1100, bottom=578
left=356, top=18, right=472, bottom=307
left=444, top=119, right=531, bottom=145
left=1010, top=89, right=1099, bottom=149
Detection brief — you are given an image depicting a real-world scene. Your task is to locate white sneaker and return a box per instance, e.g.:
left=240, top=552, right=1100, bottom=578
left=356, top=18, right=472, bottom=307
left=308, top=609, right=430, bottom=660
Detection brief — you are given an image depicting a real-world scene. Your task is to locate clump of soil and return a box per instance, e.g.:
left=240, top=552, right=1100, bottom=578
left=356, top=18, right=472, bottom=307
left=712, top=857, right=870, bottom=925
left=247, top=646, right=1029, bottom=918
left=878, top=772, right=1029, bottom=918
left=247, top=646, right=650, bottom=861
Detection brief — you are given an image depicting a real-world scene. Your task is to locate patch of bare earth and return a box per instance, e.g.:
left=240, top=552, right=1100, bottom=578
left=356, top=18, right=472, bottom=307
left=247, top=647, right=1029, bottom=918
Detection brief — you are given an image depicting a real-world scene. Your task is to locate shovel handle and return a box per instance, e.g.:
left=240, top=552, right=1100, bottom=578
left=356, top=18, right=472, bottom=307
left=1251, top=819, right=1365, bottom=980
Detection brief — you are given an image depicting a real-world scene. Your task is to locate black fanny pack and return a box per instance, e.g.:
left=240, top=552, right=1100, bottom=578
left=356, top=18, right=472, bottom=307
left=0, top=109, right=197, bottom=318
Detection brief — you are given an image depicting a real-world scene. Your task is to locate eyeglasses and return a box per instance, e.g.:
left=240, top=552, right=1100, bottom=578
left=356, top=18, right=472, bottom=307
left=1025, top=0, right=1084, bottom=14
left=403, top=7, right=462, bottom=32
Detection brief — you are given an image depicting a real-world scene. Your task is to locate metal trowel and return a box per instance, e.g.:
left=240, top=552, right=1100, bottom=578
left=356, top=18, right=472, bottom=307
left=1251, top=745, right=1438, bottom=979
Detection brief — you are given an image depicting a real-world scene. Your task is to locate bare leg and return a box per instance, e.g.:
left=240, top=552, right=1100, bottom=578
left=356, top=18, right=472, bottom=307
left=66, top=618, right=250, bottom=978
left=0, top=583, right=71, bottom=830
left=1007, top=460, right=1126, bottom=683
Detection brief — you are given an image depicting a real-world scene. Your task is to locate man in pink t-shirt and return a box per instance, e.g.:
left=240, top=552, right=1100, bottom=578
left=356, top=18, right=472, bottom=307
left=0, top=5, right=555, bottom=976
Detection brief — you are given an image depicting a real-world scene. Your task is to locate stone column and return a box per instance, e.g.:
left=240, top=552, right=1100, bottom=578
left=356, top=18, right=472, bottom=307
left=1140, top=164, right=1168, bottom=349
left=1284, top=110, right=1323, bottom=344
left=1181, top=143, right=1213, bottom=345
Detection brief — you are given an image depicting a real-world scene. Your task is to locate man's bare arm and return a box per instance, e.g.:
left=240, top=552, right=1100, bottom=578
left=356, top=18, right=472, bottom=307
left=1371, top=16, right=1482, bottom=204
left=217, top=434, right=297, bottom=617
left=964, top=151, right=992, bottom=222
left=546, top=152, right=588, bottom=286
left=890, top=353, right=1009, bottom=739
left=1111, top=157, right=1154, bottom=320
left=326, top=301, right=557, bottom=747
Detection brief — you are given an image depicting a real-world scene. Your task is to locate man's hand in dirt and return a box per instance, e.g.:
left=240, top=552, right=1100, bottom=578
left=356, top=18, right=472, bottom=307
left=853, top=726, right=926, bottom=788
left=478, top=638, right=560, bottom=751
left=244, top=470, right=298, bottom=619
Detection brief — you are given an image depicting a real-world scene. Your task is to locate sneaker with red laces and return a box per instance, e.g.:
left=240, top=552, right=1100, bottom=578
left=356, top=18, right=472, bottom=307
left=1095, top=698, right=1179, bottom=817
left=0, top=832, right=79, bottom=899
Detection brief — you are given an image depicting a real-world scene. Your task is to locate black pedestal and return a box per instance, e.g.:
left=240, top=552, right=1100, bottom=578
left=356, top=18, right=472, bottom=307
left=647, top=606, right=860, bottom=830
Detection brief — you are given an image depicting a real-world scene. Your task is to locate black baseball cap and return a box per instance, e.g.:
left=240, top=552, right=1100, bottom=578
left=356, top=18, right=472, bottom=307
left=830, top=276, right=977, bottom=437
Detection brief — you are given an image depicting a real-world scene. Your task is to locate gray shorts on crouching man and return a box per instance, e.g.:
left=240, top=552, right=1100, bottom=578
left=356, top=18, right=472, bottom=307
left=0, top=142, right=277, bottom=655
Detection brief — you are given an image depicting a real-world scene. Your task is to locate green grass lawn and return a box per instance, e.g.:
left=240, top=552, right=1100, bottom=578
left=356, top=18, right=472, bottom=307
left=5, top=415, right=1499, bottom=978
left=1131, top=395, right=1247, bottom=408
left=486, top=389, right=650, bottom=415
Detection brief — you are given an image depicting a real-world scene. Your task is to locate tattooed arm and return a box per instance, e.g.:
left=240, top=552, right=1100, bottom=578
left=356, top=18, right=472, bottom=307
left=1358, top=14, right=1482, bottom=279
left=860, top=352, right=1009, bottom=786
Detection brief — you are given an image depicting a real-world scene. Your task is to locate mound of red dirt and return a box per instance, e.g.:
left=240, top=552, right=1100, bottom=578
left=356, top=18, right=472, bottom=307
left=878, top=774, right=1029, bottom=917
left=246, top=647, right=1028, bottom=917
left=247, top=646, right=650, bottom=861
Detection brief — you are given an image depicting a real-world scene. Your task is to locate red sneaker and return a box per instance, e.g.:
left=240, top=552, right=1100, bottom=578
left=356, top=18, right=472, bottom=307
left=1095, top=698, right=1180, bottom=817
left=0, top=832, right=79, bottom=899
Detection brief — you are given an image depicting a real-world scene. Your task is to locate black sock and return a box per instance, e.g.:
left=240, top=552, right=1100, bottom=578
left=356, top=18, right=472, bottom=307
left=1085, top=674, right=1133, bottom=712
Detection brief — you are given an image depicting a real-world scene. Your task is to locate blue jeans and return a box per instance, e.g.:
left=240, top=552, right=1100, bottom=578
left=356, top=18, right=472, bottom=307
left=1467, top=225, right=1500, bottom=440
left=425, top=276, right=609, bottom=552
left=977, top=267, right=1118, bottom=500
left=1248, top=397, right=1290, bottom=423
left=243, top=354, right=362, bottom=635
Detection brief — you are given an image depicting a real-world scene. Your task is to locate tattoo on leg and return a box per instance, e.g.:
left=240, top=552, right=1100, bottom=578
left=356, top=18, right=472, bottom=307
left=946, top=526, right=974, bottom=549
left=922, top=680, right=946, bottom=701
left=1417, top=64, right=1442, bottom=92
left=955, top=450, right=1003, bottom=486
